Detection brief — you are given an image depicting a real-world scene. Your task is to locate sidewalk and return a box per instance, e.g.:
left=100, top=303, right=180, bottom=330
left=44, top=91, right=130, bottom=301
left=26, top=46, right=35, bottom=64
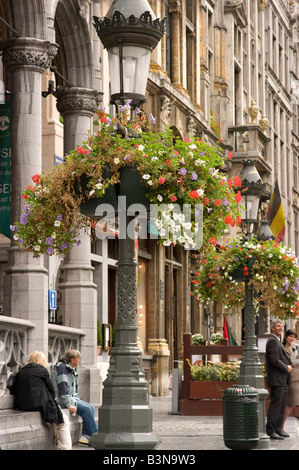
left=74, top=395, right=299, bottom=451
left=151, top=395, right=299, bottom=451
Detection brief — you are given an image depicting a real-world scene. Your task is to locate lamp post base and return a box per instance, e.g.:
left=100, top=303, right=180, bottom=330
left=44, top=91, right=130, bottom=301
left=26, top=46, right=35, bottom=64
left=89, top=430, right=160, bottom=450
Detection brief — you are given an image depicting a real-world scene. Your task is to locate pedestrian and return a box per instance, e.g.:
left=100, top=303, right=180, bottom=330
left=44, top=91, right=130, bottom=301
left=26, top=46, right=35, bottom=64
left=52, top=349, right=98, bottom=445
left=281, top=329, right=299, bottom=433
left=10, top=350, right=72, bottom=450
left=265, top=320, right=292, bottom=440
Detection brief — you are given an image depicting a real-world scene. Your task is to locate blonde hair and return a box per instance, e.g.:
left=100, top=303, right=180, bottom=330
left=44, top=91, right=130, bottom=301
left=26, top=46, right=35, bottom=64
left=28, top=351, right=47, bottom=367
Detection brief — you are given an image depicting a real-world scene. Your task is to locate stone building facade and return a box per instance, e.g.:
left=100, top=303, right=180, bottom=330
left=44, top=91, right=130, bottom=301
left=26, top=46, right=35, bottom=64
left=0, top=0, right=299, bottom=416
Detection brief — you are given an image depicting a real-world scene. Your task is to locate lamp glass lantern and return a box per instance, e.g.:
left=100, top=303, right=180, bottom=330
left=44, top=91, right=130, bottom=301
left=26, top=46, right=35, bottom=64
left=93, top=0, right=166, bottom=110
left=108, top=43, right=151, bottom=107
left=239, top=160, right=266, bottom=234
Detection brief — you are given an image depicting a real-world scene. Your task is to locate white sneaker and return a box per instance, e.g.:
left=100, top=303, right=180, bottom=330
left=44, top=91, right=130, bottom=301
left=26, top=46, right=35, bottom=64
left=78, top=434, right=90, bottom=445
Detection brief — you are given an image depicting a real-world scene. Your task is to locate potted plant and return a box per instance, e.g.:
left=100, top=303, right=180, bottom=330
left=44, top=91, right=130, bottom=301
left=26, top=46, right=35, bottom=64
left=210, top=333, right=223, bottom=344
left=191, top=236, right=299, bottom=320
left=191, top=333, right=206, bottom=345
left=10, top=102, right=242, bottom=257
left=97, top=319, right=103, bottom=355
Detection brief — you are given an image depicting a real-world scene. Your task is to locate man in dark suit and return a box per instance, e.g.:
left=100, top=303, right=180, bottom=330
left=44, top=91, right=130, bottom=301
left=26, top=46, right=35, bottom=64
left=266, top=320, right=292, bottom=439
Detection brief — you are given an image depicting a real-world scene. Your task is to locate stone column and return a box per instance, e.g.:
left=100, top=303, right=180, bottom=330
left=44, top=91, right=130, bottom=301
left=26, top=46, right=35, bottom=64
left=56, top=87, right=101, bottom=403
left=1, top=37, right=57, bottom=354
left=169, top=0, right=182, bottom=89
left=147, top=241, right=170, bottom=396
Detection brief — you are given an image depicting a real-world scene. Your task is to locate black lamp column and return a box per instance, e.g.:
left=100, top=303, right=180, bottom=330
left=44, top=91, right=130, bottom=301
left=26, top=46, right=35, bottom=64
left=90, top=0, right=165, bottom=450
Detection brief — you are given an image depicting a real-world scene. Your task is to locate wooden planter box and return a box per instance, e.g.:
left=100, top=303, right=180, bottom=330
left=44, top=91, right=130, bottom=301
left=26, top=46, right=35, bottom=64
left=180, top=380, right=237, bottom=416
left=189, top=380, right=237, bottom=400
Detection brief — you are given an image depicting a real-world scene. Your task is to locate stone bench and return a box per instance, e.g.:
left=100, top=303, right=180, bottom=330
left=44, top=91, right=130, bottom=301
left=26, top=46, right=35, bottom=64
left=0, top=407, right=83, bottom=450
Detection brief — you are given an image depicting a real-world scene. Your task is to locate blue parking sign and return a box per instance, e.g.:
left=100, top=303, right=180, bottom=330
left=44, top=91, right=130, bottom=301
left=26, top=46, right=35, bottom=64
left=48, top=289, right=57, bottom=310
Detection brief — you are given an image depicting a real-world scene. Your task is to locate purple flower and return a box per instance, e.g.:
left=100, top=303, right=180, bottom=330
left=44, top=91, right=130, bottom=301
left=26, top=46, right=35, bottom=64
left=149, top=113, right=156, bottom=123
left=57, top=214, right=63, bottom=221
left=20, top=213, right=27, bottom=225
left=46, top=237, right=53, bottom=245
left=47, top=247, right=54, bottom=255
left=180, top=167, right=187, bottom=176
left=222, top=198, right=228, bottom=206
left=10, top=225, right=16, bottom=232
left=124, top=155, right=130, bottom=161
left=191, top=173, right=198, bottom=180
left=76, top=240, right=81, bottom=246
left=60, top=243, right=68, bottom=250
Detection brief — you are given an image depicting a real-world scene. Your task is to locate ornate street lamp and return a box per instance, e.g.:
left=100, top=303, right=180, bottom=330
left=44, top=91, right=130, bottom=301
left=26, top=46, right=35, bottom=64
left=237, top=159, right=270, bottom=449
left=90, top=0, right=165, bottom=450
left=93, top=0, right=166, bottom=110
left=239, top=160, right=266, bottom=237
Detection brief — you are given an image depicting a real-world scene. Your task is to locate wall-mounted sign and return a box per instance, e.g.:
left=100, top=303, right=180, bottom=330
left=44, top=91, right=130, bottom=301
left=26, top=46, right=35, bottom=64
left=0, top=101, right=11, bottom=238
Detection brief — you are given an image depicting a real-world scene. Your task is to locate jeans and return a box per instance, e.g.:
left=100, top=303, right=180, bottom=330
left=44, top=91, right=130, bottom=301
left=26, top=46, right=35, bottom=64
left=76, top=399, right=98, bottom=436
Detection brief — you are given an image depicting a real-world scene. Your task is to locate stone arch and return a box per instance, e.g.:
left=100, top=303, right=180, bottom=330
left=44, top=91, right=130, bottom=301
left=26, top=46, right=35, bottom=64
left=54, top=0, right=95, bottom=89
left=0, top=0, right=54, bottom=40
left=170, top=125, right=183, bottom=142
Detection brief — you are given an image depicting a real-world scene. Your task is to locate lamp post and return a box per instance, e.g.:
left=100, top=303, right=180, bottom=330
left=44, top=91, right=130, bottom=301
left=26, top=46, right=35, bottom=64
left=89, top=0, right=165, bottom=450
left=237, top=160, right=270, bottom=449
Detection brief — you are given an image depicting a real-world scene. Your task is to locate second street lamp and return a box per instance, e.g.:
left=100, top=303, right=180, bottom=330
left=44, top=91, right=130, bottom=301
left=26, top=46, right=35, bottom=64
left=90, top=0, right=165, bottom=450
left=237, top=159, right=270, bottom=449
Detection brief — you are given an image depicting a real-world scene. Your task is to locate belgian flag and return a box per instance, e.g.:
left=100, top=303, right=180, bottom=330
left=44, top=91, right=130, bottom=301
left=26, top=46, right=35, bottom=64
left=223, top=317, right=237, bottom=345
left=266, top=180, right=285, bottom=242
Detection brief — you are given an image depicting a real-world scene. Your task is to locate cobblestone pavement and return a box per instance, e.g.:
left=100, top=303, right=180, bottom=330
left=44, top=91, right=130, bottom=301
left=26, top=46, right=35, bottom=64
left=73, top=395, right=299, bottom=451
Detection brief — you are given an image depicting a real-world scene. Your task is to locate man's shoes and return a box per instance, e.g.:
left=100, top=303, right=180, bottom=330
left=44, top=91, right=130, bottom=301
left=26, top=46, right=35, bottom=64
left=268, top=432, right=284, bottom=440
left=78, top=435, right=90, bottom=445
left=277, top=431, right=290, bottom=438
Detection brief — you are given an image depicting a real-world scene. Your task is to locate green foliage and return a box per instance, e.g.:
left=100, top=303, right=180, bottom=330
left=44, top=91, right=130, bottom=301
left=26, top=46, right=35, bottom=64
left=187, top=359, right=239, bottom=381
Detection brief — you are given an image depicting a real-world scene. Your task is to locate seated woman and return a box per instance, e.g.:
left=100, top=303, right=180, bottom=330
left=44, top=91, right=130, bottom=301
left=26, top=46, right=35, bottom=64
left=10, top=350, right=72, bottom=450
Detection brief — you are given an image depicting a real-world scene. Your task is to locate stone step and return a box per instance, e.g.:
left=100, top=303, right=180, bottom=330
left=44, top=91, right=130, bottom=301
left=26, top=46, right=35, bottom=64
left=0, top=408, right=83, bottom=450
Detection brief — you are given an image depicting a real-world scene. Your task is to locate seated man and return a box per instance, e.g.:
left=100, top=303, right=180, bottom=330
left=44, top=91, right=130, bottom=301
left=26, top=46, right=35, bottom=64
left=52, top=349, right=98, bottom=445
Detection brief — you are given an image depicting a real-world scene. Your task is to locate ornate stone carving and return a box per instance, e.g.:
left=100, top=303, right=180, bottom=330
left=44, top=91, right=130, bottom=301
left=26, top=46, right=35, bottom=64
left=56, top=87, right=101, bottom=115
left=259, top=114, right=269, bottom=134
left=160, top=95, right=172, bottom=126
left=249, top=100, right=259, bottom=123
left=1, top=38, right=57, bottom=73
left=187, top=115, right=197, bottom=137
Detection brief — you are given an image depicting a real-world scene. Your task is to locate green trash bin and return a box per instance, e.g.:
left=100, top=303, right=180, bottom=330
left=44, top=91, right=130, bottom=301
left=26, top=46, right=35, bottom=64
left=223, top=384, right=259, bottom=450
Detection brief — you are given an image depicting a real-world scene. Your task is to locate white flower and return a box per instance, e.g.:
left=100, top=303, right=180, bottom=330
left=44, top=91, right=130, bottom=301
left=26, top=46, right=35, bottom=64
left=114, top=158, right=120, bottom=164
left=89, top=190, right=95, bottom=196
left=142, top=174, right=151, bottom=180
left=157, top=195, right=163, bottom=202
left=54, top=220, right=61, bottom=227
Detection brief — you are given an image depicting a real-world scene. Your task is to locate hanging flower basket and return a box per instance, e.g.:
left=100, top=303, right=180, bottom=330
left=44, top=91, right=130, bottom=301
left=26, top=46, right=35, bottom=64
left=11, top=103, right=242, bottom=257
left=191, top=236, right=299, bottom=320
